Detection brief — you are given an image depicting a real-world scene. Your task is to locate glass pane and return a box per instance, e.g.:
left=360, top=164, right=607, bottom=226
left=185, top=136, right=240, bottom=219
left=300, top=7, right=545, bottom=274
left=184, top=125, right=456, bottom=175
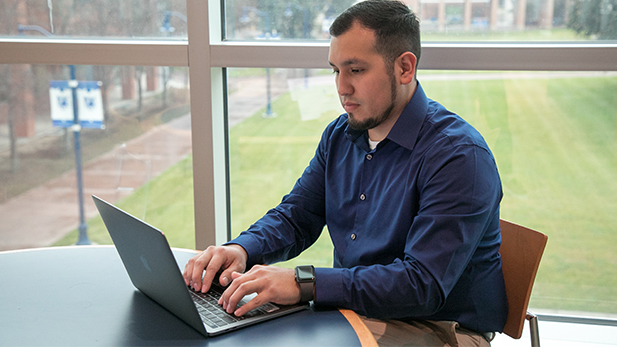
left=224, top=0, right=617, bottom=41
left=0, top=1, right=187, bottom=39
left=227, top=68, right=338, bottom=268
left=225, top=0, right=360, bottom=40
left=422, top=70, right=617, bottom=317
left=0, top=63, right=193, bottom=250
left=227, top=67, right=617, bottom=317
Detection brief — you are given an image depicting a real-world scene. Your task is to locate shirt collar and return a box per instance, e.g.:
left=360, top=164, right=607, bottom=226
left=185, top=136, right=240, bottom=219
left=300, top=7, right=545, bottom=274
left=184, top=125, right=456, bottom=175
left=344, top=82, right=429, bottom=152
left=386, top=82, right=428, bottom=151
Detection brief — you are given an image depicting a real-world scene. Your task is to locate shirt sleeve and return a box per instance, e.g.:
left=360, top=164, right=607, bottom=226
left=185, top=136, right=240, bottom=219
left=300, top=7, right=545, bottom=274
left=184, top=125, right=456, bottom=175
left=314, top=143, right=503, bottom=320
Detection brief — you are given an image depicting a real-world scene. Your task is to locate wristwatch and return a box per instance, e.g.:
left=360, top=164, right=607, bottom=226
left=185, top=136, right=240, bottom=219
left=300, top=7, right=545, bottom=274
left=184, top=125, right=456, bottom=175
left=295, top=265, right=315, bottom=302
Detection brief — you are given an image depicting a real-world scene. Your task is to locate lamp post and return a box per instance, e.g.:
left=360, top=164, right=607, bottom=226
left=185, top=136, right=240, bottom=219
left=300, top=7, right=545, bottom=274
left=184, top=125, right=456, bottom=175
left=68, top=65, right=90, bottom=245
left=241, top=6, right=278, bottom=118
left=18, top=24, right=91, bottom=245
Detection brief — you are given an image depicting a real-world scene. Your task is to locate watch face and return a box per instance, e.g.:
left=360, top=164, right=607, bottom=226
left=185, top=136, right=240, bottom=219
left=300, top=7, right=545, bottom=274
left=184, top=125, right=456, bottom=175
left=296, top=266, right=315, bottom=282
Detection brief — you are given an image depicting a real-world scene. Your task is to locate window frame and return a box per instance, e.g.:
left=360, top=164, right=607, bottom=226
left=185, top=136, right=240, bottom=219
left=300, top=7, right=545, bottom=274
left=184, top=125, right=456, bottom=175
left=2, top=39, right=617, bottom=70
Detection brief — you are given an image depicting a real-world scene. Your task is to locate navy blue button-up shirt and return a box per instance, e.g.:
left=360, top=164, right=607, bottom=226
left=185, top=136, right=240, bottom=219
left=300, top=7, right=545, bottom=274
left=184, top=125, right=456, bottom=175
left=230, top=83, right=508, bottom=333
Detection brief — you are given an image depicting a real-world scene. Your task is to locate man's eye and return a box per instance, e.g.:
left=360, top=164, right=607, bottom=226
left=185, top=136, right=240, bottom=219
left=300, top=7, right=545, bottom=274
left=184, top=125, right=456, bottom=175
left=332, top=70, right=340, bottom=75
left=351, top=68, right=363, bottom=73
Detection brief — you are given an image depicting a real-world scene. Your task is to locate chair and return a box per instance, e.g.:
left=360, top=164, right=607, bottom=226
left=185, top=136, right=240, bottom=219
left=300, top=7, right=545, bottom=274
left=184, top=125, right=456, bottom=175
left=499, top=219, right=548, bottom=347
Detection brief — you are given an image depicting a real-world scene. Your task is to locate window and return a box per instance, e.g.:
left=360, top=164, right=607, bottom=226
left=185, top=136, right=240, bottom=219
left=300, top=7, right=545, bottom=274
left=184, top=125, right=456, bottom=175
left=227, top=68, right=337, bottom=268
left=420, top=70, right=617, bottom=314
left=1, top=1, right=188, bottom=39
left=224, top=67, right=617, bottom=315
left=0, top=63, right=192, bottom=250
left=1, top=0, right=616, bottom=321
left=224, top=0, right=617, bottom=41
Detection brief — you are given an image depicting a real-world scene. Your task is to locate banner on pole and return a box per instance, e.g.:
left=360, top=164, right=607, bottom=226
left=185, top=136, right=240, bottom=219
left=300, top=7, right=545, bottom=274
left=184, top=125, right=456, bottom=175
left=50, top=80, right=105, bottom=129
left=49, top=81, right=74, bottom=128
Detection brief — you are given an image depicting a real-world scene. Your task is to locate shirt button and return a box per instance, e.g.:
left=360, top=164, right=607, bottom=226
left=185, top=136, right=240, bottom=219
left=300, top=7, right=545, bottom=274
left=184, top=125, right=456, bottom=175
left=360, top=194, right=366, bottom=201
left=350, top=234, right=357, bottom=240
left=366, top=154, right=373, bottom=160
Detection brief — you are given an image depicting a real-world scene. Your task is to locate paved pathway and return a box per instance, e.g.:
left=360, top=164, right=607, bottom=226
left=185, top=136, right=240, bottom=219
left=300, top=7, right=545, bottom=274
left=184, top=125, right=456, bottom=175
left=0, top=116, right=192, bottom=251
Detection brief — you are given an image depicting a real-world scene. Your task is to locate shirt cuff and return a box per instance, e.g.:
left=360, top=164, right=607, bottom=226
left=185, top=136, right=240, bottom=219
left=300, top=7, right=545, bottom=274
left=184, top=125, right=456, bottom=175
left=314, top=267, right=346, bottom=307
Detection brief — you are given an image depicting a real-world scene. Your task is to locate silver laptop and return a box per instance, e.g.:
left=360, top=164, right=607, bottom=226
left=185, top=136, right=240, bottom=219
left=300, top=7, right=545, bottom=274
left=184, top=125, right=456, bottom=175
left=92, top=195, right=309, bottom=337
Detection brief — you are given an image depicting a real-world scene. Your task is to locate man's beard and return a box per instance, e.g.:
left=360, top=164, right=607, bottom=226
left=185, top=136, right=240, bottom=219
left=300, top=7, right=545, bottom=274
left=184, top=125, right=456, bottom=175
left=347, top=73, right=398, bottom=132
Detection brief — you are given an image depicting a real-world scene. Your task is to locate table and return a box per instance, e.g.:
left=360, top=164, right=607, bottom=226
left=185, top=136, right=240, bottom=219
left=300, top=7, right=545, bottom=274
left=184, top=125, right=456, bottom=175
left=0, top=246, right=376, bottom=347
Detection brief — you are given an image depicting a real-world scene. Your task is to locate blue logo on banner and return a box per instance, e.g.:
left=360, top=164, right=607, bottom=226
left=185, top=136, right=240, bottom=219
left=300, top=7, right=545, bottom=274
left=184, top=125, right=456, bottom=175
left=58, top=96, right=69, bottom=109
left=85, top=97, right=95, bottom=109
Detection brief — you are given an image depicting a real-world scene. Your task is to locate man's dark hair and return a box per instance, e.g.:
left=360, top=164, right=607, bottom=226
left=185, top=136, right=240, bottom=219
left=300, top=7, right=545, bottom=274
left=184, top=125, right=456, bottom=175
left=330, top=0, right=421, bottom=70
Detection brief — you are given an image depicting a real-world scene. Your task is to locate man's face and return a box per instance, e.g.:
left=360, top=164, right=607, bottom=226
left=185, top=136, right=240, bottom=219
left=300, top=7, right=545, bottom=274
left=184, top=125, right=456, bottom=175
left=329, top=23, right=397, bottom=132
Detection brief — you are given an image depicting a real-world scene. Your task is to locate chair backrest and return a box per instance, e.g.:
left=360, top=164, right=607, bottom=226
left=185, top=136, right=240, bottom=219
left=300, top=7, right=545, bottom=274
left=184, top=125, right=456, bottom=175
left=499, top=219, right=548, bottom=339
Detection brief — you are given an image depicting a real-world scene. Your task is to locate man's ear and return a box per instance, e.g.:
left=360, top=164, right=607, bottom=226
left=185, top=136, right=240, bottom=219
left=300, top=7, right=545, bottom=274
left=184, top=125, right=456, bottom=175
left=396, top=52, right=417, bottom=85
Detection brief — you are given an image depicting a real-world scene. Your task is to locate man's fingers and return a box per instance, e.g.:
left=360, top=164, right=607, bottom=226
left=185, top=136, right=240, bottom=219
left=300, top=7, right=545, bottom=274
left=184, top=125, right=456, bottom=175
left=224, top=278, right=260, bottom=315
left=184, top=253, right=208, bottom=288
left=182, top=245, right=249, bottom=293
left=234, top=294, right=266, bottom=317
left=200, top=258, right=225, bottom=293
left=215, top=266, right=299, bottom=317
left=218, top=269, right=238, bottom=287
left=183, top=261, right=193, bottom=286
left=230, top=271, right=243, bottom=280
left=219, top=272, right=251, bottom=312
left=184, top=248, right=216, bottom=292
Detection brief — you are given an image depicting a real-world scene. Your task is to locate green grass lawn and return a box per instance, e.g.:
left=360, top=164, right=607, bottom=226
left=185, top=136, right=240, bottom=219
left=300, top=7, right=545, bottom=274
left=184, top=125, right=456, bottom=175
left=227, top=92, right=339, bottom=269
left=421, top=75, right=617, bottom=313
left=53, top=156, right=195, bottom=248
left=56, top=72, right=617, bottom=315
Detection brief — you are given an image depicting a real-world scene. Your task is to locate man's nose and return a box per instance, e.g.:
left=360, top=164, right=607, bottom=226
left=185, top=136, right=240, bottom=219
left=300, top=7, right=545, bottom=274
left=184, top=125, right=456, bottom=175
left=336, top=74, right=353, bottom=96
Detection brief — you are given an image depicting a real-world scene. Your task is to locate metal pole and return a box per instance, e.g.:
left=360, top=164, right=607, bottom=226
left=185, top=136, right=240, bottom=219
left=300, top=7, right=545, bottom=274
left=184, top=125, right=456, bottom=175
left=70, top=65, right=90, bottom=245
left=264, top=67, right=274, bottom=117
left=18, top=24, right=90, bottom=244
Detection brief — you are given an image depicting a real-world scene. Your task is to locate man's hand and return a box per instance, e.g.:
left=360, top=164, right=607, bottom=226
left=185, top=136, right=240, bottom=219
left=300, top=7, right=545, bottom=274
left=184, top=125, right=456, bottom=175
left=183, top=244, right=248, bottom=293
left=218, top=265, right=301, bottom=316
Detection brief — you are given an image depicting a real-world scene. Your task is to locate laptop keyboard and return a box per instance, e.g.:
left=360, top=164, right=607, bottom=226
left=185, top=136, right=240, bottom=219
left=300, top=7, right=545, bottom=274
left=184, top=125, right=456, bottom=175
left=189, top=285, right=280, bottom=329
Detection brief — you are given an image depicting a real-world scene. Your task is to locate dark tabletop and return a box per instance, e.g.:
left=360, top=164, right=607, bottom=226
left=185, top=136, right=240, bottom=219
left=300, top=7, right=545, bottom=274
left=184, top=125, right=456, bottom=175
left=0, top=246, right=362, bottom=347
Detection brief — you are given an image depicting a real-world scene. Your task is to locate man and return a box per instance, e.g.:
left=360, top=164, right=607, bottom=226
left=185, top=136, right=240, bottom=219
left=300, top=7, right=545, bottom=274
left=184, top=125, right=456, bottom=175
left=183, top=0, right=507, bottom=345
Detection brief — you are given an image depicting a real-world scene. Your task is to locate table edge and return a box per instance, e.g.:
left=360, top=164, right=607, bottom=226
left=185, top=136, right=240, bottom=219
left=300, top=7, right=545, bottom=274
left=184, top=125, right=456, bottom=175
left=339, top=309, right=379, bottom=347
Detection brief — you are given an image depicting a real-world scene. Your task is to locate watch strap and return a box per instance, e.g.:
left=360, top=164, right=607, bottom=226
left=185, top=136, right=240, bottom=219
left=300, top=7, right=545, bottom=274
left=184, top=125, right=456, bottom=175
left=299, top=281, right=313, bottom=302
left=295, top=265, right=315, bottom=302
